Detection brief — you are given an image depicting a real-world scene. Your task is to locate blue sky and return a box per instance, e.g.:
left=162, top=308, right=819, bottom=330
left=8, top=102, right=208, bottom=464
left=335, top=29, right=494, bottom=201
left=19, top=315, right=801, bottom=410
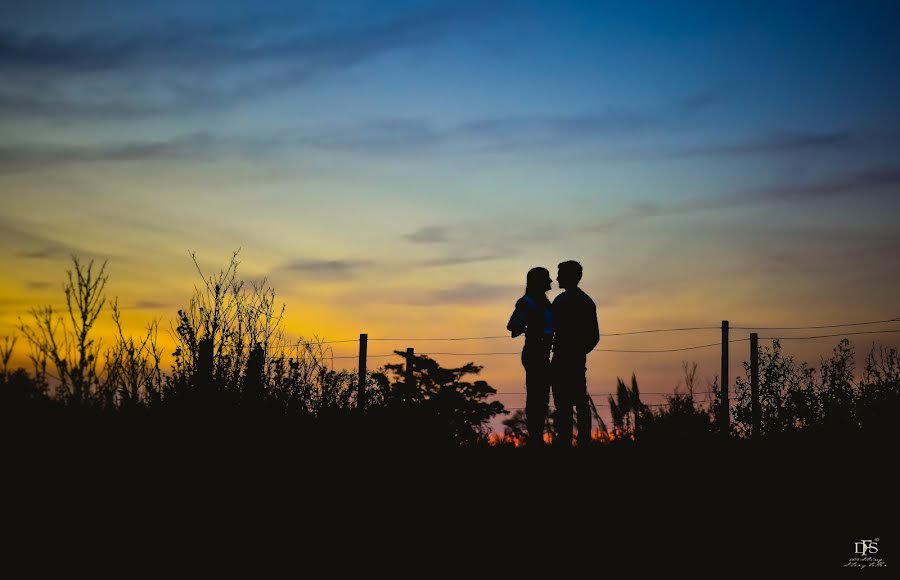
left=2, top=0, right=899, bottom=422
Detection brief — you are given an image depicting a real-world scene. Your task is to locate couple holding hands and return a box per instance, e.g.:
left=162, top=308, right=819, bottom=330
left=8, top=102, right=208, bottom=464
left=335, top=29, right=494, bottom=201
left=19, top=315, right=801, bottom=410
left=507, top=261, right=600, bottom=447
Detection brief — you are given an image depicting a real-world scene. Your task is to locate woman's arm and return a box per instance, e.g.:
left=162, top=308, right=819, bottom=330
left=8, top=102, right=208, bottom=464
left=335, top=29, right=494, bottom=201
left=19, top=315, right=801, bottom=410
left=507, top=298, right=528, bottom=337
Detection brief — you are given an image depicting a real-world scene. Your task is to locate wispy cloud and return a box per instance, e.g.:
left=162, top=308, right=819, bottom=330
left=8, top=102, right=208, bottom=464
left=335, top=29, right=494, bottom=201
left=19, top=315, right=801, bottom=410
left=0, top=82, right=736, bottom=173
left=401, top=222, right=530, bottom=271
left=16, top=246, right=72, bottom=260
left=455, top=108, right=654, bottom=148
left=584, top=165, right=900, bottom=233
left=405, top=226, right=453, bottom=244
left=0, top=1, right=507, bottom=120
left=643, top=130, right=859, bottom=160
left=279, top=258, right=372, bottom=281
left=0, top=216, right=117, bottom=261
left=302, top=119, right=444, bottom=153
left=0, top=132, right=254, bottom=173
left=1, top=217, right=78, bottom=260
left=763, top=166, right=900, bottom=201
left=429, top=283, right=521, bottom=305
left=418, top=254, right=506, bottom=267
left=338, top=282, right=520, bottom=307
left=299, top=88, right=727, bottom=156
left=677, top=90, right=726, bottom=115
left=23, top=280, right=53, bottom=290
left=130, top=300, right=174, bottom=310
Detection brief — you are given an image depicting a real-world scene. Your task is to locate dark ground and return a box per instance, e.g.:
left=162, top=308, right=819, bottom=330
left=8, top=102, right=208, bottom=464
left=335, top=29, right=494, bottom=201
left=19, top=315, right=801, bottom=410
left=4, top=418, right=895, bottom=574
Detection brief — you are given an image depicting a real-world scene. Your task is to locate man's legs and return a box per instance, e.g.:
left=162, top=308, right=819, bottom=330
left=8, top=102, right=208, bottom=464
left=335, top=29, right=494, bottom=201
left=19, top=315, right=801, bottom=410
left=576, top=396, right=592, bottom=447
left=552, top=400, right=573, bottom=447
left=574, top=357, right=591, bottom=446
left=551, top=359, right=573, bottom=447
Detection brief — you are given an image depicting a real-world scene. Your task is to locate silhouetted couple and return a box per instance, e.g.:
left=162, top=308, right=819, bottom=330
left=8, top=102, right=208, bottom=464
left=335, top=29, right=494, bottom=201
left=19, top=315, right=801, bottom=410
left=507, top=261, right=600, bottom=447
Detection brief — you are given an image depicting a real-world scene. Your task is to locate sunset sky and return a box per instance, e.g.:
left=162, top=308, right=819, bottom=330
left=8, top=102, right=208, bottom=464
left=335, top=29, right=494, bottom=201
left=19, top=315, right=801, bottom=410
left=2, top=0, right=899, bottom=427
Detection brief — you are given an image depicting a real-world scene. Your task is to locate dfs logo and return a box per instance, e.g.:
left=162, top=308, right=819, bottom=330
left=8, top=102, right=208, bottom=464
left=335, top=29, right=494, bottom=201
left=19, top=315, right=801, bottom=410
left=855, top=539, right=879, bottom=556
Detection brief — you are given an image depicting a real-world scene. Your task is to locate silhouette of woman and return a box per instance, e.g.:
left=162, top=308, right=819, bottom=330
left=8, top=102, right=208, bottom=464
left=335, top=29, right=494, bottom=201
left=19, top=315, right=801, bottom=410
left=507, top=267, right=554, bottom=446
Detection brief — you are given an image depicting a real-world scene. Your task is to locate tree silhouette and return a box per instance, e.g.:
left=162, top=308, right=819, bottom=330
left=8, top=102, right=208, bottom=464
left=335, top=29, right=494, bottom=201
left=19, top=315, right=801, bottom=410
left=812, top=338, right=856, bottom=432
left=502, top=409, right=528, bottom=441
left=640, top=362, right=714, bottom=443
left=733, top=339, right=816, bottom=437
left=383, top=351, right=506, bottom=446
left=856, top=344, right=900, bottom=437
left=17, top=256, right=109, bottom=406
left=106, top=300, right=164, bottom=408
left=0, top=335, right=16, bottom=381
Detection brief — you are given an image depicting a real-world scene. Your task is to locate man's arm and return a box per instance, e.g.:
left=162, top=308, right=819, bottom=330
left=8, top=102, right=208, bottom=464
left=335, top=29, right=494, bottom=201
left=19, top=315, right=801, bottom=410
left=585, top=304, right=600, bottom=354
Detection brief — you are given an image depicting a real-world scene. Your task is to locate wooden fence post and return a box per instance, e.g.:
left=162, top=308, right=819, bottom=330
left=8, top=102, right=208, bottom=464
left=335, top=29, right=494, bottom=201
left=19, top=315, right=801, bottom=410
left=750, top=332, right=760, bottom=438
left=358, top=333, right=367, bottom=411
left=721, top=320, right=729, bottom=435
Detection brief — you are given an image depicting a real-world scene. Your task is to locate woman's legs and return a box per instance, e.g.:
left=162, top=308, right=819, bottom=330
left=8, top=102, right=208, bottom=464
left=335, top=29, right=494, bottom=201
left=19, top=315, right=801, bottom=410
left=524, top=350, right=551, bottom=445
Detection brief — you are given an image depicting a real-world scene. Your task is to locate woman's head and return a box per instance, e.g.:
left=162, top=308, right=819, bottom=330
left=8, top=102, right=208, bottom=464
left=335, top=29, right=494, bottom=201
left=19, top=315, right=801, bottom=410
left=526, top=267, right=552, bottom=296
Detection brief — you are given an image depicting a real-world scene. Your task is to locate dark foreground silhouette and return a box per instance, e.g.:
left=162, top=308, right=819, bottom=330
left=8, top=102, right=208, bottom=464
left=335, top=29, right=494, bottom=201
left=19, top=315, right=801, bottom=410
left=4, top=401, right=893, bottom=574
left=2, top=254, right=897, bottom=571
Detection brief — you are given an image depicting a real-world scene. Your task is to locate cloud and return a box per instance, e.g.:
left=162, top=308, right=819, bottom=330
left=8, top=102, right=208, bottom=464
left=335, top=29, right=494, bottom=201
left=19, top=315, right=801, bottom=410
left=0, top=2, right=501, bottom=73
left=16, top=246, right=73, bottom=260
left=677, top=90, right=726, bottom=115
left=584, top=165, right=900, bottom=233
left=405, top=226, right=453, bottom=244
left=0, top=133, right=233, bottom=173
left=0, top=216, right=115, bottom=261
left=401, top=222, right=531, bottom=271
left=0, top=81, right=737, bottom=173
left=279, top=258, right=371, bottom=280
left=292, top=88, right=728, bottom=156
left=429, top=283, right=520, bottom=306
left=748, top=227, right=900, bottom=279
left=454, top=109, right=654, bottom=151
left=24, top=280, right=53, bottom=290
left=419, top=254, right=506, bottom=267
left=647, top=130, right=858, bottom=159
left=130, top=300, right=173, bottom=310
left=338, top=282, right=520, bottom=307
left=0, top=1, right=508, bottom=120
left=0, top=89, right=173, bottom=121
left=0, top=84, right=736, bottom=174
left=763, top=166, right=900, bottom=201
left=301, top=119, right=444, bottom=153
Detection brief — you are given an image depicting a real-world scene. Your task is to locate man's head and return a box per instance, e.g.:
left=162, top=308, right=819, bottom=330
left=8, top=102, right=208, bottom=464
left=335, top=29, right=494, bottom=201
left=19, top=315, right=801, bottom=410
left=557, top=260, right=583, bottom=290
left=526, top=267, right=552, bottom=295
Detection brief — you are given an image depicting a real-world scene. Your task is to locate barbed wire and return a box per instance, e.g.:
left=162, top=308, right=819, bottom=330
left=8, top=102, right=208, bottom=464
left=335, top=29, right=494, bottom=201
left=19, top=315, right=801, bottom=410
left=263, top=314, right=899, bottom=349
left=503, top=401, right=704, bottom=410
left=494, top=390, right=718, bottom=396
left=315, top=338, right=752, bottom=360
left=368, top=335, right=509, bottom=342
left=733, top=316, right=899, bottom=331
left=329, top=354, right=398, bottom=360
left=267, top=329, right=723, bottom=347
left=759, top=329, right=900, bottom=341
left=273, top=330, right=900, bottom=362
left=592, top=340, right=746, bottom=353
left=602, top=325, right=720, bottom=336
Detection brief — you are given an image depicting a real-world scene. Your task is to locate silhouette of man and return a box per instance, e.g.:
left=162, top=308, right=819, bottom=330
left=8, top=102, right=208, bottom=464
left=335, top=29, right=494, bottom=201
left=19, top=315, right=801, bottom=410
left=507, top=267, right=553, bottom=446
left=551, top=260, right=599, bottom=447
